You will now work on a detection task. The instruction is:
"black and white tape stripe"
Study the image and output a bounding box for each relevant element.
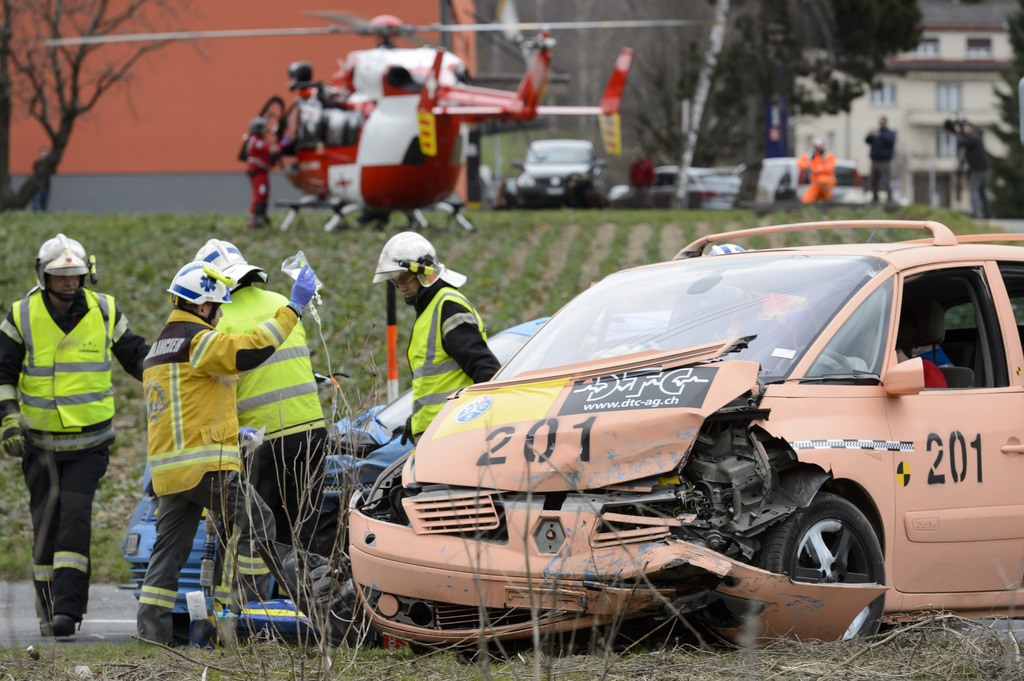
[790,439,914,453]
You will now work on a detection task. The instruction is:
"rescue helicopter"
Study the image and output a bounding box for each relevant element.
[48,9,693,231]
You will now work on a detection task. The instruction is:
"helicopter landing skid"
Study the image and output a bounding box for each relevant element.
[276,196,347,232]
[431,201,476,232]
[324,203,362,233]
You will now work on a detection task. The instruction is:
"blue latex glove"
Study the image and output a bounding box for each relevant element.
[239,426,260,442]
[289,264,318,311]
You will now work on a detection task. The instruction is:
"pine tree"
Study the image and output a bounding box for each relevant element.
[991,0,1024,217]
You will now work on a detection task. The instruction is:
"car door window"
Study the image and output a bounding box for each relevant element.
[900,267,1007,388]
[995,263,1024,360]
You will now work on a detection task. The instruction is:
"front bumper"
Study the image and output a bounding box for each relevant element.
[349,502,886,644]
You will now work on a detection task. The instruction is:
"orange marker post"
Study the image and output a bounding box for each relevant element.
[386,283,399,402]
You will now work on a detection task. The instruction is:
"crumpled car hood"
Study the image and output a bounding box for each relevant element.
[412,352,760,492]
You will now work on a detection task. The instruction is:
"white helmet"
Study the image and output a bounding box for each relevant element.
[709,243,745,255]
[372,231,466,288]
[36,233,89,290]
[193,238,267,291]
[167,261,233,306]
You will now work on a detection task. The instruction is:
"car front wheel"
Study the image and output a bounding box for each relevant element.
[757,492,885,638]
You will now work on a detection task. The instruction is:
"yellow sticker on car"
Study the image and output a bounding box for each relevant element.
[897,461,911,487]
[434,378,568,438]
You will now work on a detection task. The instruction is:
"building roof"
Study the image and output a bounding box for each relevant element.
[920,1,1014,29]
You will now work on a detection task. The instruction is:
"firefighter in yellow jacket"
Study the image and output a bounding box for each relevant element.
[137,259,319,646]
[0,233,149,638]
[373,232,500,441]
[193,239,328,553]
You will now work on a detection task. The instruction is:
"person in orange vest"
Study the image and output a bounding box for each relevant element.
[796,138,837,204]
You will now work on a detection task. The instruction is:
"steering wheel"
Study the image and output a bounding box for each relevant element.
[817,349,855,373]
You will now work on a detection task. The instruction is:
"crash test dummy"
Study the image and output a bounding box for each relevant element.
[796,138,837,204]
[137,260,318,646]
[0,233,150,638]
[192,239,328,556]
[373,232,500,442]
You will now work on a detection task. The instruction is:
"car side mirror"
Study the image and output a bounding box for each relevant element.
[513,160,524,170]
[884,356,926,396]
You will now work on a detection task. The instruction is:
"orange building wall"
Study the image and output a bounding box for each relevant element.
[10,1,461,175]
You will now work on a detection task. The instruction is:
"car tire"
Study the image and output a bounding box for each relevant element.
[756,492,885,638]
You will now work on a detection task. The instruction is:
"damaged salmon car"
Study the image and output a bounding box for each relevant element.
[348,220,1024,645]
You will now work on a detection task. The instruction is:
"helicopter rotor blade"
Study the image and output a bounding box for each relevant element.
[42,17,699,48]
[303,11,433,46]
[302,10,373,30]
[43,25,354,47]
[415,19,701,33]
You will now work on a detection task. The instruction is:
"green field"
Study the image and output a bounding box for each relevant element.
[0,204,1019,679]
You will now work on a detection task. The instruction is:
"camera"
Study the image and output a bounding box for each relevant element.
[944,117,967,133]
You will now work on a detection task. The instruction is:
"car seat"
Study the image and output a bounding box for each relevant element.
[902,298,974,388]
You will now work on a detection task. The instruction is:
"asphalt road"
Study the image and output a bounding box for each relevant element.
[991,218,1024,233]
[0,582,139,649]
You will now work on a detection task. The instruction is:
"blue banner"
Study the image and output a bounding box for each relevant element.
[765,98,789,158]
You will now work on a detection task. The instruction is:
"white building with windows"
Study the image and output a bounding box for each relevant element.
[794,0,1013,209]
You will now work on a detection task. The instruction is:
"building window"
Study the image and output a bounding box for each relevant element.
[936,83,961,112]
[870,84,896,107]
[937,130,958,158]
[967,38,992,59]
[916,39,939,58]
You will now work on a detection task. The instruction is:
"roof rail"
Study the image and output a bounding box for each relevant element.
[674,220,957,260]
[921,233,1024,245]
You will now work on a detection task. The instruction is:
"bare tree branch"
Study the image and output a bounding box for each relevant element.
[0,0,189,210]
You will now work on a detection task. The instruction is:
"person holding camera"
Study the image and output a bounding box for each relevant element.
[945,118,992,219]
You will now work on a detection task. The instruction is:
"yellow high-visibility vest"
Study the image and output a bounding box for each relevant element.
[12,289,116,432]
[409,288,487,436]
[218,287,324,437]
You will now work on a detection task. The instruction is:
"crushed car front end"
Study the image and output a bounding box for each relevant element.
[350,251,892,644]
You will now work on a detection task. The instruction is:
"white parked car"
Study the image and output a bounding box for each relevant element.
[608,165,742,209]
[756,157,864,205]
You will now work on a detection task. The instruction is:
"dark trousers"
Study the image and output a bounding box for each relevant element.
[137,470,276,645]
[23,447,109,623]
[248,426,328,553]
[870,160,892,204]
[968,170,992,219]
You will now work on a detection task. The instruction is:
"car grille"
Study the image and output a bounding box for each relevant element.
[404,489,501,535]
[434,602,536,631]
[591,511,678,548]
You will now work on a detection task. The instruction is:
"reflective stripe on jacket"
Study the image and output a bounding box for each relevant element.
[12,289,116,432]
[143,306,298,496]
[409,287,487,436]
[217,286,323,437]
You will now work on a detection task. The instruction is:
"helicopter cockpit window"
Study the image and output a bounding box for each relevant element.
[323,109,365,147]
[385,66,424,93]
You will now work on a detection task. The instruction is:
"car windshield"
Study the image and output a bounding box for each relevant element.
[499,254,887,381]
[527,144,591,164]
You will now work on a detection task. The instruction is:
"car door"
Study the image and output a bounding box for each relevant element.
[886,263,1024,594]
